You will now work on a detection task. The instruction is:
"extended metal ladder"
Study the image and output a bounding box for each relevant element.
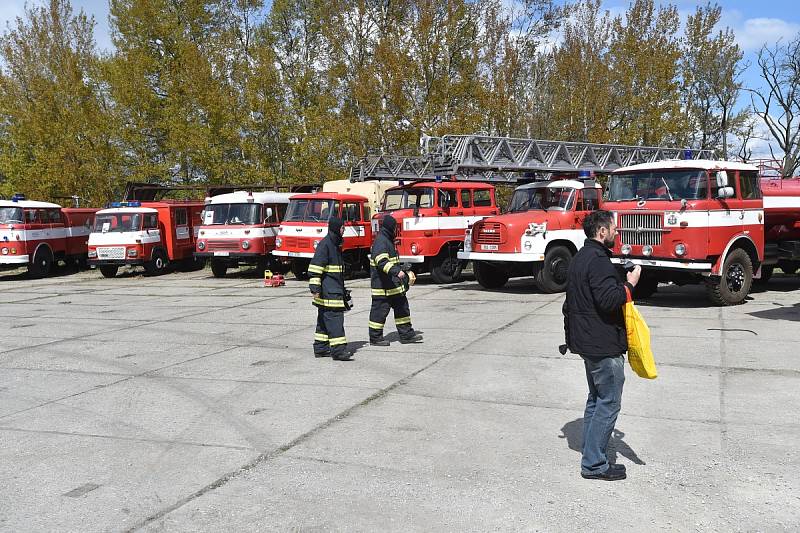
[350,134,716,182]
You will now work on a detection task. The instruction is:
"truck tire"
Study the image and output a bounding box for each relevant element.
[633,275,659,299]
[474,261,509,289]
[535,246,572,293]
[429,245,465,284]
[291,258,310,281]
[753,264,774,286]
[707,248,753,306]
[211,259,228,278]
[28,246,53,278]
[99,265,119,278]
[144,249,168,276]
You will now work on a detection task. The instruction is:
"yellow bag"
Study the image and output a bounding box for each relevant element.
[623,301,658,379]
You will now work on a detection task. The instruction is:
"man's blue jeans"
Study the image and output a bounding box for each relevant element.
[581,354,625,474]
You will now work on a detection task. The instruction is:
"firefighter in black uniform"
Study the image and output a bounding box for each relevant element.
[368,215,423,346]
[308,216,353,361]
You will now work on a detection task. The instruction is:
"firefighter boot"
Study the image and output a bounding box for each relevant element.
[399,332,423,344]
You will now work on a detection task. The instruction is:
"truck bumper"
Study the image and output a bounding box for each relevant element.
[398,255,425,263]
[89,259,145,267]
[458,251,544,262]
[0,254,30,266]
[195,252,264,263]
[611,257,712,272]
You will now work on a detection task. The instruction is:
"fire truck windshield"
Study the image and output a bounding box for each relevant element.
[382,188,434,211]
[284,199,340,222]
[606,170,708,201]
[93,213,143,233]
[508,187,575,213]
[0,207,23,224]
[204,203,262,225]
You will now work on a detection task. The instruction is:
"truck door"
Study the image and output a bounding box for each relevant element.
[173,208,190,259]
[342,201,368,249]
[436,188,461,240]
[709,170,739,258]
[737,170,764,255]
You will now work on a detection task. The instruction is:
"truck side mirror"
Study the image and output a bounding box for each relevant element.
[716,170,729,188]
[717,186,735,199]
[263,207,273,223]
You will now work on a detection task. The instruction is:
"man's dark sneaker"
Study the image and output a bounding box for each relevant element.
[399,333,423,344]
[370,339,390,347]
[581,464,626,481]
[315,351,331,358]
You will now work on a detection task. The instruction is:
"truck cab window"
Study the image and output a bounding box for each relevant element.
[175,209,188,226]
[473,189,492,207]
[460,190,471,208]
[438,190,458,209]
[739,170,762,199]
[343,203,361,222]
[583,189,600,211]
[144,213,158,229]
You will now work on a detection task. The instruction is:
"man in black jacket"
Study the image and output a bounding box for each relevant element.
[308,216,352,361]
[563,210,641,481]
[368,215,422,346]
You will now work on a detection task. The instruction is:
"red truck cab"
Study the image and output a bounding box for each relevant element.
[459,179,602,291]
[88,200,205,277]
[0,194,97,277]
[372,181,498,283]
[194,191,294,277]
[272,192,373,279]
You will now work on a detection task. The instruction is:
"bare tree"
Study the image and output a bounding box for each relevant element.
[751,36,800,177]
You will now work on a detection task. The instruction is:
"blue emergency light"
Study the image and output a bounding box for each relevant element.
[683,149,693,160]
[11,193,25,202]
[110,201,141,208]
[578,170,591,179]
[435,175,442,183]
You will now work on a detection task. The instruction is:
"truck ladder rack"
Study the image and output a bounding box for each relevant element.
[351,135,717,183]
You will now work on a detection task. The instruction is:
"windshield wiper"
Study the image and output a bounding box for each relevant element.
[660,178,674,201]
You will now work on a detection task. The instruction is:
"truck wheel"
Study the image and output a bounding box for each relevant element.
[429,246,465,284]
[753,265,774,286]
[707,248,753,306]
[145,249,168,276]
[99,265,119,278]
[535,246,572,293]
[633,275,659,299]
[211,259,228,278]
[28,246,53,278]
[474,261,509,289]
[291,259,310,281]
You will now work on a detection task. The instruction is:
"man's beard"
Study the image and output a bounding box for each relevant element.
[603,236,615,249]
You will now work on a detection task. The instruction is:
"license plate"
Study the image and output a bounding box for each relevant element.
[288,252,300,257]
[481,244,498,251]
[213,251,230,257]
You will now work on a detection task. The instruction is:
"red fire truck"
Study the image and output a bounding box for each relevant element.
[272,180,398,279]
[604,159,800,305]
[459,178,602,291]
[194,191,294,277]
[373,181,499,283]
[88,200,205,277]
[0,194,97,277]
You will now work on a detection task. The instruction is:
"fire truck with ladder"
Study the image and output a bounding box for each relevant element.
[605,159,800,305]
[0,193,97,277]
[272,180,399,279]
[354,135,714,289]
[194,191,294,278]
[88,200,205,277]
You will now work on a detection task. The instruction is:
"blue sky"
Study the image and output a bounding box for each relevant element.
[1,0,798,156]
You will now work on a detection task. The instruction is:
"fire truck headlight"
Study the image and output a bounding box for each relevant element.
[621,244,632,255]
[242,240,251,250]
[674,243,686,256]
[0,247,7,255]
[197,241,206,251]
[313,240,320,249]
[411,243,420,255]
[642,245,653,257]
[127,248,138,258]
[523,240,532,251]
[275,237,282,248]
[88,250,97,258]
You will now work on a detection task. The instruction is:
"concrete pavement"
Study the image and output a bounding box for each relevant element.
[0,264,798,531]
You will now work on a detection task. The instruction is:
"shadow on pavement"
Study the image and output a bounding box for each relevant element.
[559,418,646,466]
[748,302,800,322]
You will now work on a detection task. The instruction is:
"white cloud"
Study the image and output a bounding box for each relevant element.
[733,17,800,52]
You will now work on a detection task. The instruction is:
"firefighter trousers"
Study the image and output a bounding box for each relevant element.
[368,295,414,341]
[314,307,347,358]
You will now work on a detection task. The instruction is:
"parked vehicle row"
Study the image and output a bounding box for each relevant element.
[5,159,800,307]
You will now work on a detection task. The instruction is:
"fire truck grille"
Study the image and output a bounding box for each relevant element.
[618,213,663,246]
[206,240,237,251]
[97,247,125,259]
[284,237,311,249]
[474,222,503,244]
